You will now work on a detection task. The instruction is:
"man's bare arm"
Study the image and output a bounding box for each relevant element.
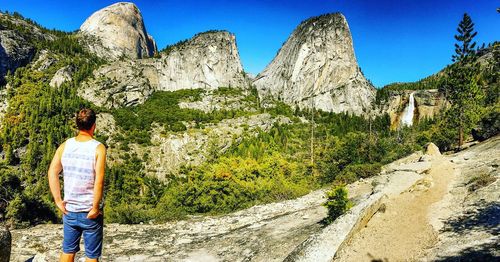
[87,144,106,219]
[48,142,67,214]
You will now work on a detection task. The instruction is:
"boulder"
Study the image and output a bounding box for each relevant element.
[426,142,441,156]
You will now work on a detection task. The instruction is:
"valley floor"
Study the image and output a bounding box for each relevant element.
[10,137,500,262]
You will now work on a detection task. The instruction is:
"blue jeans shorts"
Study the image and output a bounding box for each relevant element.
[63,211,103,259]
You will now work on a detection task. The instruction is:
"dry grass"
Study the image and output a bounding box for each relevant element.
[467,172,497,192]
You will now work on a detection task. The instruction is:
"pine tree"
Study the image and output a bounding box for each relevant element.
[452,13,477,62]
[444,13,483,148]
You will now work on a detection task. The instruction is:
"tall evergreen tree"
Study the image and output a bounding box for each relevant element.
[444,13,483,148]
[452,13,477,62]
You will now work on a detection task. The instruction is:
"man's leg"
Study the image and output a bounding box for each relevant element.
[82,214,103,261]
[85,258,98,262]
[62,212,82,262]
[60,253,76,262]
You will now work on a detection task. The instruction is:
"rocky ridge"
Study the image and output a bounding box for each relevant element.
[79,2,157,60]
[253,13,375,115]
[0,13,50,83]
[79,31,250,108]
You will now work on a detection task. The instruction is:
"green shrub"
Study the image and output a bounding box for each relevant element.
[343,163,382,179]
[323,185,352,224]
[104,203,154,224]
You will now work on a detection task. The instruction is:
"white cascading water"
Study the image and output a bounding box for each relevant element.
[400,92,415,127]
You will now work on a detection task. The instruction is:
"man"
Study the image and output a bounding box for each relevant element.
[48,108,106,262]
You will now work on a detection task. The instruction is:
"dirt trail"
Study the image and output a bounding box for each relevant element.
[335,156,456,261]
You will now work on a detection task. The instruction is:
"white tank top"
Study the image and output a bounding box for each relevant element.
[61,137,102,212]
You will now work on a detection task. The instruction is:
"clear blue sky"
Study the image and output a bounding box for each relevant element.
[1,0,499,87]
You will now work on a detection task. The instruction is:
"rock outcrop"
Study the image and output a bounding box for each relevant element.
[80,31,250,108]
[253,13,375,115]
[380,89,448,129]
[79,2,157,60]
[49,65,75,87]
[424,135,500,261]
[0,227,11,262]
[0,14,38,84]
[156,31,248,92]
[79,59,157,108]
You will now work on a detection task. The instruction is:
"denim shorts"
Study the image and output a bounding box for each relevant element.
[63,211,103,259]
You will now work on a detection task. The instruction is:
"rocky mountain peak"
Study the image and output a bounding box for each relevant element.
[254,13,375,115]
[79,2,157,59]
[156,29,248,92]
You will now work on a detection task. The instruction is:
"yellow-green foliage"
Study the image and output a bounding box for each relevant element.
[323,185,352,224]
[156,152,313,219]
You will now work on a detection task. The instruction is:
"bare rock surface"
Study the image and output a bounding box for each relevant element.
[253,13,375,115]
[79,2,157,60]
[49,65,75,87]
[31,50,57,72]
[156,31,249,92]
[423,135,500,261]
[79,59,157,108]
[333,136,499,262]
[0,16,36,83]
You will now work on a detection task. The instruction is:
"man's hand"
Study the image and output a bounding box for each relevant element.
[87,208,100,219]
[56,200,68,215]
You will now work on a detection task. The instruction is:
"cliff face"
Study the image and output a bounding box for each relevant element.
[253,13,375,115]
[0,13,51,84]
[380,89,448,129]
[80,31,250,108]
[156,31,248,92]
[79,2,157,59]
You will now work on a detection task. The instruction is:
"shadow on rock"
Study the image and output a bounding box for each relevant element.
[441,202,500,236]
[433,241,500,262]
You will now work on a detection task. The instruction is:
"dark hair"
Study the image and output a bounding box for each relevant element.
[76,108,96,131]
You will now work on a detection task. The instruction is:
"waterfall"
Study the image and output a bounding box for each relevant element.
[401,92,415,127]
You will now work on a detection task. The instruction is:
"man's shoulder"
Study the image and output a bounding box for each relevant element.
[95,142,106,153]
